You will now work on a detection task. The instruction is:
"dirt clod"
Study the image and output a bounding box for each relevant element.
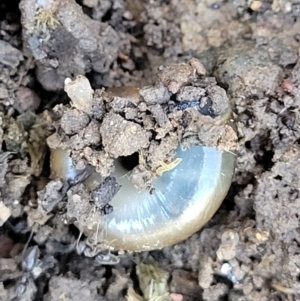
[158,63,196,94]
[216,231,239,261]
[0,40,23,68]
[139,83,170,105]
[100,112,151,158]
[60,109,90,135]
[170,269,202,300]
[202,283,228,301]
[15,87,41,113]
[91,176,120,212]
[45,276,97,301]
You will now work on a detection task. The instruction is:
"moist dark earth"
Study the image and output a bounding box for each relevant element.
[1,0,300,300]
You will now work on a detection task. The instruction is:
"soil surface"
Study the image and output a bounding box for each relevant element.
[1,0,300,300]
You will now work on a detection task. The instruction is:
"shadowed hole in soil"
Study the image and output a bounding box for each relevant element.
[130,265,144,297]
[100,6,114,23]
[128,22,147,41]
[244,141,251,150]
[219,169,257,218]
[36,276,49,300]
[246,133,275,170]
[0,0,21,21]
[149,250,168,263]
[68,224,81,240]
[213,274,234,290]
[222,185,238,211]
[255,151,274,170]
[119,152,139,171]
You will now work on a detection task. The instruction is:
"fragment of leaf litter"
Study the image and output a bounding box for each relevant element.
[127,260,170,301]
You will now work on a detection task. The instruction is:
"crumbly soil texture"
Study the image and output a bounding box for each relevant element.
[1,0,300,300]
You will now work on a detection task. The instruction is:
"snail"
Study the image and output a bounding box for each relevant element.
[50,81,237,252]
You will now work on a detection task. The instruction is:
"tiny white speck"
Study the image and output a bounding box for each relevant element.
[64,78,72,85]
[221,263,239,284]
[221,263,231,275]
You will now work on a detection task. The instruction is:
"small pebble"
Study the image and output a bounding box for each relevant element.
[0,202,11,226]
[210,3,220,10]
[0,87,8,99]
[216,231,239,261]
[170,293,183,301]
[250,1,262,11]
[15,87,41,113]
[0,40,23,68]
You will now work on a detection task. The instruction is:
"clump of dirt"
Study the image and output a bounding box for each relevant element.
[48,62,236,192]
[19,0,120,91]
[0,112,52,218]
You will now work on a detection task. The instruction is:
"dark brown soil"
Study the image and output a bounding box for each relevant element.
[1,0,300,300]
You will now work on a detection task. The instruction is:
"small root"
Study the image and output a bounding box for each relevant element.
[35,8,60,33]
[156,158,182,176]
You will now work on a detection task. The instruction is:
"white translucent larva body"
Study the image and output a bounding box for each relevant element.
[100,146,236,251]
[51,145,236,251]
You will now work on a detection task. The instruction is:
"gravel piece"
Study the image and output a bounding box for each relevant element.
[198,258,214,289]
[38,181,65,214]
[0,201,11,226]
[15,87,41,113]
[64,76,94,114]
[60,109,90,135]
[0,40,23,68]
[158,63,196,94]
[44,276,97,301]
[176,86,206,102]
[139,83,170,105]
[216,231,239,261]
[0,87,9,99]
[205,85,230,117]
